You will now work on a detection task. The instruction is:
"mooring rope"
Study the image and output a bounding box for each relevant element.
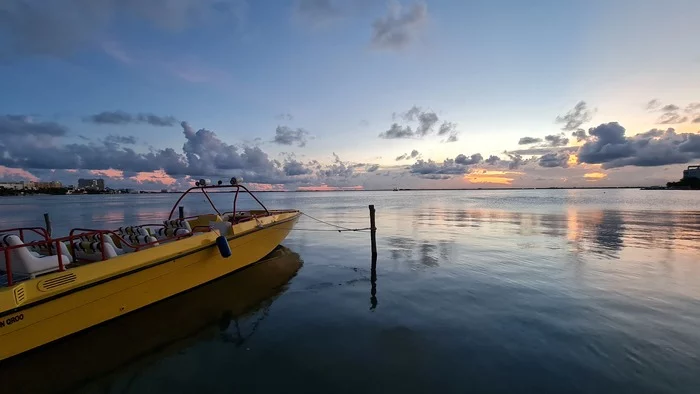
[299,212,373,233]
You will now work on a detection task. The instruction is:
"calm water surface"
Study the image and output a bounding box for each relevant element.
[1,189,700,394]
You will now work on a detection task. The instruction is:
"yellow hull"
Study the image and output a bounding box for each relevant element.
[0,211,300,362]
[0,245,303,394]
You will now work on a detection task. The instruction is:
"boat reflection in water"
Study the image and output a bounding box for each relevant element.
[0,245,303,394]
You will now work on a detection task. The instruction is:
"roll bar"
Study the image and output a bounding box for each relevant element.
[167,183,270,220]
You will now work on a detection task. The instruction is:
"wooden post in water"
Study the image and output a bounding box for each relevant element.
[369,205,378,310]
[179,206,185,220]
[369,205,377,258]
[43,213,52,237]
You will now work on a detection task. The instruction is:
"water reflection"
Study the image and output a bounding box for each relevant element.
[0,246,304,394]
[391,207,700,260]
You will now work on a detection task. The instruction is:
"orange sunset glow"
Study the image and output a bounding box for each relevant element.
[464,170,522,185]
[584,172,608,181]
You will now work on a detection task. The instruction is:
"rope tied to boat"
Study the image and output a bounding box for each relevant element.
[299,212,373,233]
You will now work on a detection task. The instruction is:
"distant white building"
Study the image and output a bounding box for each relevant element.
[683,165,700,180]
[0,181,25,190]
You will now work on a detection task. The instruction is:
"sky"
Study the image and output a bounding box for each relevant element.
[1,0,699,190]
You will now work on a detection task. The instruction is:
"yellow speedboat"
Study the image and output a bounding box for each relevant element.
[0,245,303,394]
[0,179,300,361]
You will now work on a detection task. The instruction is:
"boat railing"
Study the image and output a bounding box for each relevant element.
[1,229,109,286]
[0,227,51,243]
[0,225,203,287]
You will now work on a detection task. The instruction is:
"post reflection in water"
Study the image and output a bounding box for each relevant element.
[0,246,304,394]
[370,245,378,310]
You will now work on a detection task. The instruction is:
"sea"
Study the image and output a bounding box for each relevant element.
[1,189,699,394]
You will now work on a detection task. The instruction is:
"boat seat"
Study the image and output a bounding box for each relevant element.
[71,240,119,262]
[157,219,192,240]
[0,234,72,278]
[29,240,73,263]
[155,227,190,240]
[80,233,158,254]
[119,234,159,252]
[117,226,151,237]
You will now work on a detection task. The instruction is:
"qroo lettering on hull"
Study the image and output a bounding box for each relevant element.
[1,314,24,328]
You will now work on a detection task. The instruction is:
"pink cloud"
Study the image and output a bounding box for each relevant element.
[129,170,177,185]
[90,169,124,178]
[0,166,39,181]
[246,183,286,192]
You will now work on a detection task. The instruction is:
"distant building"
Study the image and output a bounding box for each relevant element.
[35,181,63,189]
[78,178,105,191]
[0,181,25,190]
[683,165,700,180]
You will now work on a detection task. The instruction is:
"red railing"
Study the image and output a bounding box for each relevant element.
[1,228,97,286]
[1,224,200,287]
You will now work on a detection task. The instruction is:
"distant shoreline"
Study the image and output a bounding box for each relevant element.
[2,185,696,197]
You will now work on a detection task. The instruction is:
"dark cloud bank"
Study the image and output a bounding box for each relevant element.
[2,110,699,186]
[85,111,177,127]
[0,115,363,187]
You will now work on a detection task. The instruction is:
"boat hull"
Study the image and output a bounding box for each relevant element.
[0,245,302,394]
[0,211,299,361]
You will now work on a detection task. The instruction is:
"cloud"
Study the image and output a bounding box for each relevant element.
[454,153,483,165]
[371,1,427,50]
[657,112,688,124]
[555,101,594,131]
[685,103,700,113]
[694,116,700,123]
[571,129,588,142]
[445,134,458,143]
[485,155,500,165]
[518,137,542,145]
[366,164,380,172]
[0,115,67,137]
[273,126,309,147]
[85,111,177,127]
[544,134,569,147]
[382,106,459,141]
[396,149,420,161]
[508,146,576,156]
[416,111,438,136]
[0,0,246,59]
[577,122,700,169]
[661,104,680,112]
[275,113,294,121]
[646,99,661,111]
[538,152,570,168]
[104,135,137,145]
[438,121,456,136]
[409,153,482,178]
[410,159,469,178]
[648,100,698,125]
[0,116,375,186]
[283,159,312,176]
[380,123,414,139]
[506,153,524,170]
